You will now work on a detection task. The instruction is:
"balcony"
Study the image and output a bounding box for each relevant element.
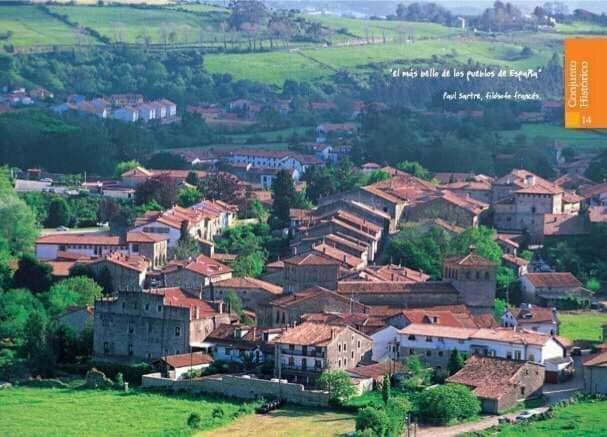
[281,348,325,358]
[283,364,324,373]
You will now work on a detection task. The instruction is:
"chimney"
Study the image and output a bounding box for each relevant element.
[331,327,337,339]
[195,306,200,320]
[468,244,476,254]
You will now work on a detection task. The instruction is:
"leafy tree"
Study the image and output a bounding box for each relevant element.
[224,290,243,315]
[46,197,72,228]
[0,288,46,339]
[145,152,189,170]
[44,276,103,316]
[447,350,466,375]
[417,384,481,425]
[203,172,240,204]
[382,374,391,405]
[12,254,53,294]
[135,174,178,209]
[96,266,114,295]
[586,278,601,293]
[177,187,202,208]
[185,171,200,186]
[318,369,356,403]
[249,199,269,223]
[232,253,265,278]
[356,407,390,436]
[402,353,430,389]
[449,226,502,264]
[187,413,201,429]
[114,160,141,179]
[271,169,297,227]
[385,227,449,278]
[0,238,13,291]
[494,297,508,320]
[396,161,434,181]
[68,263,95,279]
[0,169,38,255]
[22,311,48,360]
[365,170,391,185]
[174,238,200,261]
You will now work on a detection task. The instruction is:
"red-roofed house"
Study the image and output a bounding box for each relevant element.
[583,351,607,394]
[159,352,213,380]
[161,255,233,289]
[502,304,559,335]
[87,253,149,291]
[94,288,230,361]
[521,272,591,306]
[205,277,283,312]
[447,355,545,413]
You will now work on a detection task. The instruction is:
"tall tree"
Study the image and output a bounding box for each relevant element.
[12,254,53,294]
[46,197,72,228]
[271,170,297,227]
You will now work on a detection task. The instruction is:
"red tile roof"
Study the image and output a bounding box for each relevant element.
[162,352,213,369]
[90,253,148,273]
[37,232,123,246]
[336,281,458,295]
[523,272,582,289]
[444,252,496,267]
[214,277,283,294]
[584,351,607,368]
[156,288,218,317]
[275,322,368,346]
[510,306,556,324]
[447,355,531,400]
[347,361,403,379]
[312,243,364,269]
[163,255,232,278]
[283,252,340,266]
[46,261,76,277]
[126,232,169,243]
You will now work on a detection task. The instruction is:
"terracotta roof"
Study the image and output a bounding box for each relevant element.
[36,233,123,246]
[502,253,529,267]
[126,232,169,243]
[337,281,458,295]
[134,206,212,230]
[334,210,382,234]
[162,352,214,369]
[471,327,554,346]
[46,260,76,277]
[441,180,492,191]
[163,255,231,278]
[396,308,491,329]
[89,253,148,273]
[324,233,369,254]
[420,218,465,234]
[523,272,582,289]
[444,252,496,267]
[543,214,588,236]
[589,206,607,224]
[447,355,531,400]
[155,288,218,317]
[496,169,563,195]
[312,244,364,269]
[510,306,556,324]
[283,252,340,266]
[347,361,403,379]
[214,277,283,294]
[434,191,489,214]
[206,324,265,348]
[583,351,607,368]
[343,265,430,283]
[276,322,368,346]
[269,286,355,309]
[579,182,607,199]
[400,323,477,339]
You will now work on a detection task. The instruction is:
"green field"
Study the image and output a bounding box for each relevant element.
[304,14,463,43]
[559,312,607,342]
[0,6,86,48]
[496,400,607,436]
[500,123,607,150]
[47,5,227,44]
[554,21,607,34]
[203,406,356,437]
[0,386,257,436]
[204,37,554,85]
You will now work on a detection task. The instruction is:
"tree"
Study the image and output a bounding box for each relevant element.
[417,384,481,425]
[317,370,356,403]
[229,0,269,30]
[44,276,103,316]
[494,297,508,320]
[396,161,434,181]
[177,187,202,208]
[22,311,48,360]
[0,173,39,255]
[0,288,46,339]
[12,254,53,294]
[271,169,297,227]
[145,152,189,170]
[96,266,114,295]
[46,197,72,228]
[447,350,466,375]
[249,199,269,223]
[382,374,391,405]
[449,226,502,264]
[113,160,141,179]
[223,290,243,315]
[232,253,265,277]
[356,407,390,436]
[135,174,178,209]
[185,171,200,186]
[203,172,240,203]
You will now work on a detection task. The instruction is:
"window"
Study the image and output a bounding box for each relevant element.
[344,358,348,367]
[276,312,280,323]
[351,351,354,359]
[122,302,126,310]
[288,357,294,366]
[338,344,341,352]
[175,326,181,337]
[132,244,139,252]
[103,342,109,353]
[409,349,414,355]
[520,387,526,396]
[507,352,513,359]
[301,359,307,370]
[515,351,522,360]
[144,303,149,311]
[484,272,490,280]
[438,351,444,357]
[343,343,347,352]
[338,359,342,368]
[425,336,433,342]
[408,335,416,341]
[357,340,361,349]
[426,350,431,357]
[128,322,134,334]
[289,344,294,351]
[315,360,322,369]
[157,305,162,313]
[128,344,133,356]
[529,353,536,362]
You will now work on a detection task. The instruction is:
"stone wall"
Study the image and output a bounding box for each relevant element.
[141,373,329,407]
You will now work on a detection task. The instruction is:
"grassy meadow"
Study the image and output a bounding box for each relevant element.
[497,399,607,436]
[559,312,607,342]
[500,123,607,151]
[0,5,86,48]
[0,386,257,436]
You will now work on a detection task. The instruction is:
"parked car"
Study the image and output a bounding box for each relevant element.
[55,226,70,231]
[515,410,536,422]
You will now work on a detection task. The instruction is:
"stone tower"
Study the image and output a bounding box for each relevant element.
[443,249,497,314]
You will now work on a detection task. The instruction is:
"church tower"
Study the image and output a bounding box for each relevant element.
[443,248,496,314]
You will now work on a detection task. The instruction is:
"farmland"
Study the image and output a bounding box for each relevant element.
[202,405,357,437]
[500,123,607,151]
[0,6,87,48]
[496,399,607,436]
[0,386,257,436]
[559,312,607,342]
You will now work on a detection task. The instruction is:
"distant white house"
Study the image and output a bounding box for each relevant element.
[113,106,139,123]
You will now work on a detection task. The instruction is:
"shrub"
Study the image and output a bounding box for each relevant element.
[417,384,481,425]
[114,372,124,387]
[212,406,225,419]
[89,361,152,385]
[356,407,390,436]
[187,412,201,429]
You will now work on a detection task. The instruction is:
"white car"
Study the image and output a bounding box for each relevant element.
[55,226,70,232]
[515,410,536,422]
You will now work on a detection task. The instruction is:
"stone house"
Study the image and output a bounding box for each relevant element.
[502,304,559,335]
[406,191,490,228]
[160,255,232,290]
[56,305,94,335]
[447,355,545,414]
[204,277,283,312]
[125,232,168,269]
[257,286,368,328]
[87,253,149,291]
[206,324,284,365]
[520,272,590,306]
[283,253,341,294]
[158,352,213,380]
[440,180,493,204]
[274,322,373,387]
[93,288,230,361]
[583,351,607,394]
[443,252,497,313]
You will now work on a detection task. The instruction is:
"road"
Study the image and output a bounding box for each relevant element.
[415,408,549,437]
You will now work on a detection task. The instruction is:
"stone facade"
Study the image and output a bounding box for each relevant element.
[283,255,340,293]
[93,289,230,361]
[204,277,283,312]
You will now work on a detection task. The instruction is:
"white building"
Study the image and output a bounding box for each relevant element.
[113,106,139,123]
[502,304,559,335]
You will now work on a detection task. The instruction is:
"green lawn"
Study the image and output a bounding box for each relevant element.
[47,5,227,44]
[0,6,85,48]
[0,386,257,436]
[203,405,356,437]
[554,21,607,34]
[204,38,555,85]
[500,123,607,150]
[497,400,607,435]
[559,313,607,342]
